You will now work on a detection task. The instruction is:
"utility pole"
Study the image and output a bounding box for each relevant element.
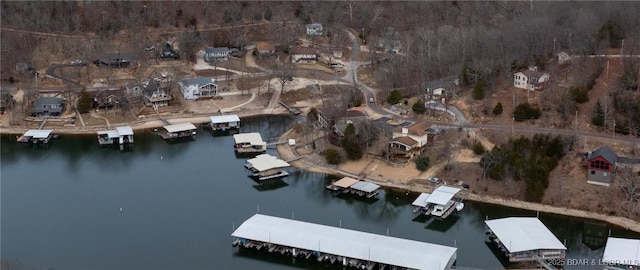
[575,110,578,137]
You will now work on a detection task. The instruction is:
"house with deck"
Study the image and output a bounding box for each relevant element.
[31,97,64,117]
[291,47,318,64]
[514,67,550,91]
[389,122,430,159]
[485,217,566,263]
[95,52,132,68]
[92,88,124,109]
[209,114,240,132]
[586,146,617,186]
[179,77,218,100]
[142,78,172,107]
[204,47,230,62]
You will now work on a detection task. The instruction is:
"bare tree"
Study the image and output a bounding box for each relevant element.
[619,166,640,217]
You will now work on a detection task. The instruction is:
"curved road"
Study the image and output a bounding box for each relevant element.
[46,62,87,89]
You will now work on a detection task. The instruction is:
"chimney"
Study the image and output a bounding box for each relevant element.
[402,127,408,136]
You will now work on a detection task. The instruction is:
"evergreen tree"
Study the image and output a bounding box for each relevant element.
[472,80,486,100]
[77,89,93,114]
[412,99,425,114]
[492,102,503,115]
[387,90,402,105]
[341,123,362,160]
[592,100,605,126]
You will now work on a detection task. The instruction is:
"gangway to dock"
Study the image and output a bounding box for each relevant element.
[38,115,49,130]
[279,102,301,115]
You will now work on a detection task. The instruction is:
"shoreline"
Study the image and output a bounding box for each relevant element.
[275,128,640,233]
[4,112,639,233]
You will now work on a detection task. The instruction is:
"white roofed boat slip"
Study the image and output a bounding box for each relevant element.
[163,123,197,133]
[485,217,566,253]
[233,132,264,145]
[602,237,640,266]
[23,129,53,139]
[350,181,380,193]
[232,214,457,270]
[426,186,461,205]
[115,126,134,136]
[246,154,290,172]
[97,130,120,138]
[210,115,240,124]
[412,193,431,208]
[332,177,359,188]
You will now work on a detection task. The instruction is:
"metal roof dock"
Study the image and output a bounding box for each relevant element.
[245,154,290,172]
[602,237,640,267]
[232,214,457,270]
[350,181,381,198]
[427,186,461,205]
[233,132,266,153]
[159,123,197,140]
[485,217,566,263]
[326,177,359,191]
[17,129,55,145]
[97,126,134,145]
[209,115,240,132]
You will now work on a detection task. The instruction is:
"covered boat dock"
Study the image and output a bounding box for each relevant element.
[158,123,197,140]
[209,114,240,132]
[232,214,457,270]
[326,177,359,192]
[485,217,566,263]
[17,129,54,144]
[97,126,134,145]
[411,192,432,214]
[245,154,290,181]
[602,237,640,269]
[233,132,266,153]
[424,186,463,218]
[325,177,381,198]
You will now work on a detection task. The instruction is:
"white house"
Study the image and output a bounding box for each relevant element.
[204,47,230,62]
[306,23,323,36]
[514,67,550,91]
[179,77,218,100]
[291,47,318,64]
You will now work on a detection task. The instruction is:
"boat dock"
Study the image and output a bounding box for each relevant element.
[412,186,464,219]
[485,217,566,265]
[158,123,197,140]
[233,132,267,153]
[326,177,381,198]
[97,126,134,146]
[17,129,55,145]
[232,214,457,270]
[209,114,240,132]
[244,154,291,181]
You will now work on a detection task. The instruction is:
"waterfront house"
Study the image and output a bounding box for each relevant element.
[255,41,276,58]
[390,122,430,159]
[31,97,64,117]
[586,146,617,186]
[179,77,218,100]
[143,78,172,107]
[485,217,566,263]
[92,88,124,109]
[95,52,132,68]
[513,66,550,91]
[204,47,230,62]
[291,47,318,64]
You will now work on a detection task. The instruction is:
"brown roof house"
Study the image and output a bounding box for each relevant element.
[291,47,318,64]
[586,146,617,186]
[389,122,430,159]
[255,41,276,58]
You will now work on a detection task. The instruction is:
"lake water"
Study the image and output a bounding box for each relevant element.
[2,115,638,270]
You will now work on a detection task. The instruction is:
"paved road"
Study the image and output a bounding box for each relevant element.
[46,62,87,89]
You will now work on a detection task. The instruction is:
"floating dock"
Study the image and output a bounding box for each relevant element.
[325,177,381,198]
[485,217,566,263]
[209,114,240,132]
[244,154,290,181]
[232,214,457,270]
[158,123,197,140]
[233,132,267,153]
[17,129,54,145]
[412,186,464,219]
[602,237,640,269]
[97,126,134,146]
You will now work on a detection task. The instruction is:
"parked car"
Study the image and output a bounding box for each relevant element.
[428,177,440,183]
[369,97,374,103]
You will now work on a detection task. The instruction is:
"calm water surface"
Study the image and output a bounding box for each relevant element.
[2,115,638,270]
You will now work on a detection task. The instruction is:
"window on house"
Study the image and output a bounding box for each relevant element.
[591,170,595,175]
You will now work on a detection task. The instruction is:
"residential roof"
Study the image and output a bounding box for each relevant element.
[180,77,216,87]
[485,217,567,253]
[516,69,548,79]
[350,181,380,193]
[291,47,317,55]
[210,115,240,124]
[393,136,418,147]
[163,123,197,133]
[232,214,457,270]
[306,23,323,28]
[205,47,230,54]
[588,146,617,164]
[233,132,264,145]
[412,192,431,208]
[115,126,134,136]
[393,122,429,136]
[34,97,64,105]
[426,186,461,205]
[332,177,359,188]
[23,129,53,139]
[602,237,640,266]
[246,154,290,172]
[256,41,275,51]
